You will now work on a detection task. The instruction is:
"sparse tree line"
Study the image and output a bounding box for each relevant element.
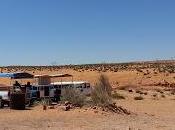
[0,61,175,74]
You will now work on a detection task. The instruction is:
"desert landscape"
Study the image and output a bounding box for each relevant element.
[1,0,175,129]
[0,61,175,130]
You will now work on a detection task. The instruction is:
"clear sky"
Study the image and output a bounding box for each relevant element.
[0,0,175,65]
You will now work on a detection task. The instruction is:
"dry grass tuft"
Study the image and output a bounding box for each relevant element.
[91,74,130,114]
[91,74,112,107]
[62,88,86,107]
[112,92,125,100]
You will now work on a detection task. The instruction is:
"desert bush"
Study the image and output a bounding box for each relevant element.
[134,96,144,100]
[98,74,112,96]
[143,92,148,95]
[161,94,166,98]
[91,74,112,106]
[152,93,158,98]
[139,91,144,95]
[90,75,130,114]
[61,88,86,107]
[34,98,51,106]
[41,98,51,106]
[136,90,142,94]
[156,89,164,94]
[136,68,143,73]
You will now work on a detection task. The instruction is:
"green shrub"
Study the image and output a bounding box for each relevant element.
[33,98,51,107]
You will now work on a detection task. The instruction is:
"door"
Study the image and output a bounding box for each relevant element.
[44,86,49,97]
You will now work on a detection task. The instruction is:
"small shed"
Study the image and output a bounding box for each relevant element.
[34,74,73,85]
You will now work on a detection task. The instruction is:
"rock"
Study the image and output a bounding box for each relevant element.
[143,92,148,95]
[128,89,133,93]
[64,101,70,106]
[65,105,71,111]
[113,102,116,106]
[48,106,55,109]
[92,106,97,109]
[61,105,71,111]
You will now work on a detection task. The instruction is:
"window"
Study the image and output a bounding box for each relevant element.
[86,83,90,88]
[83,84,86,88]
[33,86,37,91]
[76,86,82,88]
[50,86,54,89]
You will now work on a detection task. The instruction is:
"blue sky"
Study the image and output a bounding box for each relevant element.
[0,0,175,65]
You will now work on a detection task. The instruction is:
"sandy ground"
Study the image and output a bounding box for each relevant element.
[0,68,175,130]
[0,93,174,130]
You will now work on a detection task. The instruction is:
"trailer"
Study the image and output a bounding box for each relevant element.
[27,85,56,100]
[51,81,91,95]
[28,74,91,101]
[29,81,91,99]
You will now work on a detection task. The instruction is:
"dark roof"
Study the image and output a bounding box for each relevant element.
[34,74,73,78]
[0,72,34,79]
